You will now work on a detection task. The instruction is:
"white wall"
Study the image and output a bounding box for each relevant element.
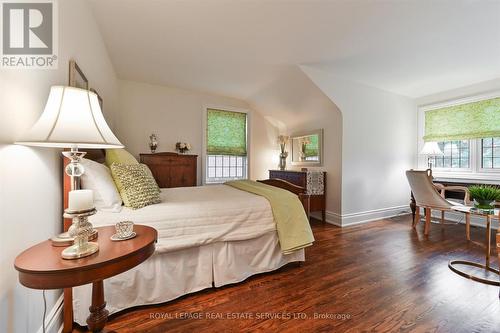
[0,1,119,332]
[245,66,343,217]
[116,80,278,183]
[302,66,417,225]
[416,77,500,106]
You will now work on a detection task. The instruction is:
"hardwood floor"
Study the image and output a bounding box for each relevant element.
[74,215,500,333]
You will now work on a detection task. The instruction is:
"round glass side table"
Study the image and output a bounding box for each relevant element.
[448,208,500,286]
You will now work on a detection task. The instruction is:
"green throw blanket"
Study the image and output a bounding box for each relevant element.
[226,180,314,254]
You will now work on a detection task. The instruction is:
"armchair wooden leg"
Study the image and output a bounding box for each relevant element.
[413,206,420,228]
[465,213,471,241]
[441,211,445,224]
[424,208,431,236]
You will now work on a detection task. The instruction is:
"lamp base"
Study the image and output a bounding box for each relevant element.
[51,229,98,247]
[61,241,99,259]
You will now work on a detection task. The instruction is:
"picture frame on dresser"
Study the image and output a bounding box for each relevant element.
[290,129,324,167]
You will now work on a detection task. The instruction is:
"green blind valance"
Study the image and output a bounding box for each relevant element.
[207,108,247,156]
[424,97,500,142]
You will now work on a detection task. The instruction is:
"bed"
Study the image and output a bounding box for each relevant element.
[62,150,312,327]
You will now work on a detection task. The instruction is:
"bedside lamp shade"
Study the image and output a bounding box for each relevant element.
[14,86,123,260]
[15,86,123,149]
[419,142,444,156]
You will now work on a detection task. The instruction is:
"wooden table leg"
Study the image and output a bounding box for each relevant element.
[63,288,73,333]
[497,213,500,298]
[466,213,471,241]
[87,281,109,332]
[486,216,491,269]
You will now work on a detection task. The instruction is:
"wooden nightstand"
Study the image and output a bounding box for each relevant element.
[14,225,157,332]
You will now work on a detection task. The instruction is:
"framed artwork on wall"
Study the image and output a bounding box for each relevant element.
[68,60,88,90]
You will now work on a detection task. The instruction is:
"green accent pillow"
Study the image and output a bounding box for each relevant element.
[110,163,161,209]
[105,149,139,167]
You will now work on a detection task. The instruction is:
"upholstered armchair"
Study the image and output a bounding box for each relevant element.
[406,169,471,237]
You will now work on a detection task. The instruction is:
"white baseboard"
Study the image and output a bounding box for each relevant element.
[36,293,64,333]
[322,205,412,227]
[319,205,496,230]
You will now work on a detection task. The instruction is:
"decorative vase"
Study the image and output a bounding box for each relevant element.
[474,199,495,210]
[149,143,157,153]
[279,152,288,171]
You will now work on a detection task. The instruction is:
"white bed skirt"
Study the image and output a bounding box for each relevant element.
[72,231,304,325]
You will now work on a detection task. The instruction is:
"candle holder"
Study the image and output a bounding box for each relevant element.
[61,207,99,259]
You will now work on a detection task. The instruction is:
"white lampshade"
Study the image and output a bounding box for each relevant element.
[420,142,444,156]
[15,86,123,149]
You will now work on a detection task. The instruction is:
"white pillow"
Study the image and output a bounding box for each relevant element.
[81,158,123,212]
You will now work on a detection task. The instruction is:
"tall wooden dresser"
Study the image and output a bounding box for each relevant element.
[140,152,197,188]
[269,170,326,222]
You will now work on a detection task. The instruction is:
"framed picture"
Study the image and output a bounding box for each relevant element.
[89,88,103,110]
[68,60,88,89]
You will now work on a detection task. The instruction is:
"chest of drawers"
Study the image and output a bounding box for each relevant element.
[140,152,197,188]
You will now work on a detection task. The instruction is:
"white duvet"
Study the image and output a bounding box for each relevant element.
[89,185,276,252]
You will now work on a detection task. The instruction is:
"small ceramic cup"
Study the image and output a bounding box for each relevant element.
[115,221,134,238]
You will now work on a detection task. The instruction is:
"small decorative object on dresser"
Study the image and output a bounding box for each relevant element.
[175,141,192,154]
[290,129,323,166]
[277,135,289,171]
[140,152,198,188]
[269,169,326,222]
[149,133,158,153]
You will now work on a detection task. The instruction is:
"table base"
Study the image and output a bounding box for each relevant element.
[448,260,500,286]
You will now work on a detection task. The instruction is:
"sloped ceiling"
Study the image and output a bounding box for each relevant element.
[88,0,500,99]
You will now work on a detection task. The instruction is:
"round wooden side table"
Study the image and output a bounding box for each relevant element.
[14,225,157,332]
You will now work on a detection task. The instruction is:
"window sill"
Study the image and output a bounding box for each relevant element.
[431,171,500,184]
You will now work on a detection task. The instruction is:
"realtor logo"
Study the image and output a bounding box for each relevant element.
[1,0,58,68]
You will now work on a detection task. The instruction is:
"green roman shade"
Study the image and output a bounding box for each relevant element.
[303,135,319,157]
[207,108,247,156]
[424,97,500,142]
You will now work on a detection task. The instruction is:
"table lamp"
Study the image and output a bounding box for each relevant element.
[420,141,444,169]
[16,86,124,259]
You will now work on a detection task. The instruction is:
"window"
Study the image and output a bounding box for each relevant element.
[420,94,500,177]
[481,137,500,169]
[205,108,248,184]
[431,140,470,169]
[206,155,247,183]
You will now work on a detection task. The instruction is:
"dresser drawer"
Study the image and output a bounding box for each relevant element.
[269,170,306,188]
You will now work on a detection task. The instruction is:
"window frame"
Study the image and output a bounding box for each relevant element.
[429,140,472,172]
[478,138,500,173]
[202,105,250,185]
[417,91,500,181]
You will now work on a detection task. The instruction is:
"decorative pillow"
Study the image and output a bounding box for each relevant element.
[110,163,161,209]
[105,149,139,167]
[80,158,123,212]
